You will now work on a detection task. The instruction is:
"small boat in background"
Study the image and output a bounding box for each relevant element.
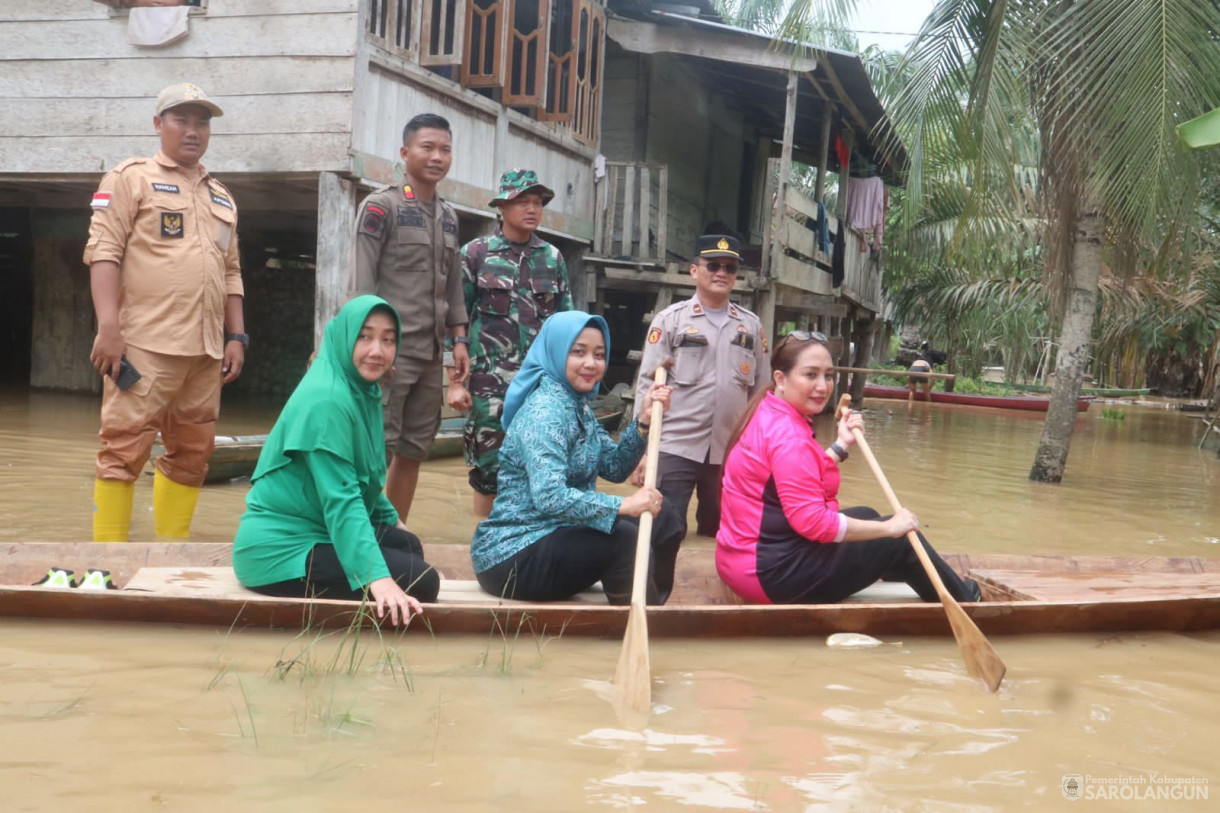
[862,384,1092,412]
[150,406,625,484]
[1010,383,1152,397]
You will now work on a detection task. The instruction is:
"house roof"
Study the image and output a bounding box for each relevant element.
[606,9,908,184]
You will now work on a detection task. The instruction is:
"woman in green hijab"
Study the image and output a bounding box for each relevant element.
[233,296,439,626]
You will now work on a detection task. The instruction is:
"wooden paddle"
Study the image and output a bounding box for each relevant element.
[614,364,668,715]
[835,394,1006,692]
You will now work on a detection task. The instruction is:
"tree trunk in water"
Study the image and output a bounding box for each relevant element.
[1029,205,1103,483]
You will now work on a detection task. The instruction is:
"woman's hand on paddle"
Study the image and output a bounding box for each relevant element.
[884,508,919,537]
[638,383,672,415]
[620,487,663,518]
[367,576,422,627]
[836,408,864,447]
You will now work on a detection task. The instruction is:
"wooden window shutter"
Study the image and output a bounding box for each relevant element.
[461,0,507,87]
[504,0,550,106]
[368,0,420,60]
[571,0,604,146]
[538,0,575,122]
[420,0,464,66]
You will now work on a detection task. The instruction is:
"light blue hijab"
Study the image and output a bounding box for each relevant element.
[501,310,610,430]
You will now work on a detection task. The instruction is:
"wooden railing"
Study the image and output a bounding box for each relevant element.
[593,161,669,264]
[770,183,883,313]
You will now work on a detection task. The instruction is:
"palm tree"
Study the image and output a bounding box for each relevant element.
[876,0,1220,482]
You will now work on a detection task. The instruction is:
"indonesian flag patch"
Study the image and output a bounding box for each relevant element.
[91,192,112,209]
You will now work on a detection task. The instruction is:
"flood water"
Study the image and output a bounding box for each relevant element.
[1,388,1217,810]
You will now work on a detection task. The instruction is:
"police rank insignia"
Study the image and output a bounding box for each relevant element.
[403,185,415,201]
[647,327,662,344]
[160,212,184,238]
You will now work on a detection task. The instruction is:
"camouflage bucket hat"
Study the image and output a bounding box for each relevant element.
[489,168,555,207]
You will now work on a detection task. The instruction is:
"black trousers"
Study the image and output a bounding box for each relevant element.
[657,452,722,539]
[248,524,441,603]
[476,501,684,606]
[758,506,981,605]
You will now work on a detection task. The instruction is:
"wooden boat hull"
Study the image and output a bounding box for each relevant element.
[154,407,625,483]
[3,543,1218,638]
[862,384,1092,412]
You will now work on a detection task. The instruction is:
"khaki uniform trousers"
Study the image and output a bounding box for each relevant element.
[96,345,221,487]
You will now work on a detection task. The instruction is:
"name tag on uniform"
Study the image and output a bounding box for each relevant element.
[152,183,180,194]
[678,334,709,348]
[161,212,184,238]
[398,206,426,229]
[210,193,233,210]
[730,332,755,350]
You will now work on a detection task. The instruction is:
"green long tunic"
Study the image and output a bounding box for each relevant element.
[233,296,401,591]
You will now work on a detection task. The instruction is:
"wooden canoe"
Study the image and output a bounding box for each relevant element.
[152,407,627,484]
[862,384,1092,413]
[2,542,1218,638]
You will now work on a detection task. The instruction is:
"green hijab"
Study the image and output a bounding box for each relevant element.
[251,295,400,484]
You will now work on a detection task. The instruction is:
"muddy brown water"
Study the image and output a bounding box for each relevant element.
[1,389,1217,810]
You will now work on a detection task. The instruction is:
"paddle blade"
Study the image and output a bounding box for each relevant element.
[614,603,651,714]
[943,600,1006,692]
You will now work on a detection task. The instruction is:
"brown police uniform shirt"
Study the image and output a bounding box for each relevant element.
[83,150,243,360]
[635,297,770,466]
[349,185,467,361]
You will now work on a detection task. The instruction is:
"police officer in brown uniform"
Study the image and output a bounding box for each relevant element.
[85,82,246,542]
[349,113,469,521]
[633,234,769,540]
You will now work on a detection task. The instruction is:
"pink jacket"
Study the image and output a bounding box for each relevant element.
[716,392,846,602]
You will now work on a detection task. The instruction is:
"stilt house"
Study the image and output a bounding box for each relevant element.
[0,0,903,398]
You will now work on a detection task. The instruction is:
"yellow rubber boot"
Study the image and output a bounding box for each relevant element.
[93,479,135,543]
[153,471,201,540]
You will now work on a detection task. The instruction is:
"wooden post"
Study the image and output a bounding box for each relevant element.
[621,164,636,257]
[813,105,833,204]
[849,317,875,406]
[639,165,651,261]
[314,171,357,350]
[837,313,854,400]
[493,108,510,189]
[760,71,799,344]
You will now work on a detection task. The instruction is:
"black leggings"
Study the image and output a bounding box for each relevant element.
[248,524,441,603]
[759,506,980,604]
[476,501,684,606]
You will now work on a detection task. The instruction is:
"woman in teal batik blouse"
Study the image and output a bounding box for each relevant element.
[470,311,685,605]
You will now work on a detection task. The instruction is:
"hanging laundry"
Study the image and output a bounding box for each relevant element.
[128,5,190,46]
[846,175,886,251]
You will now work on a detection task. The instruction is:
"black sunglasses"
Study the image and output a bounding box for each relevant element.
[699,260,740,274]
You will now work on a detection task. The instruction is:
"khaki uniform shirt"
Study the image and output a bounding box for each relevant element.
[349,185,467,361]
[83,151,243,360]
[635,297,770,465]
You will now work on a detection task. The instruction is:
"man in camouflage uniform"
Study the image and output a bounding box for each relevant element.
[447,169,573,517]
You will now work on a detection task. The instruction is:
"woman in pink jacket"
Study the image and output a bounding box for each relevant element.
[716,331,981,604]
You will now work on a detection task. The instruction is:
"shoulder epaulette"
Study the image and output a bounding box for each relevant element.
[110,157,149,174]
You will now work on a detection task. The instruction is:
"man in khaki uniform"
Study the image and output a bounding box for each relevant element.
[633,234,769,541]
[349,113,469,520]
[85,82,246,542]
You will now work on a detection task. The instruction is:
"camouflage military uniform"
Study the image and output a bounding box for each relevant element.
[461,228,573,492]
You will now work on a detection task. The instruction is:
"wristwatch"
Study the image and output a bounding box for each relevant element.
[452,336,471,345]
[226,332,250,349]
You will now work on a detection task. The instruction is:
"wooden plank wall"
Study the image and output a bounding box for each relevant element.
[0,0,360,174]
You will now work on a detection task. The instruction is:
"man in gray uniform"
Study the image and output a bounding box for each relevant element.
[633,234,769,540]
[350,113,469,521]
